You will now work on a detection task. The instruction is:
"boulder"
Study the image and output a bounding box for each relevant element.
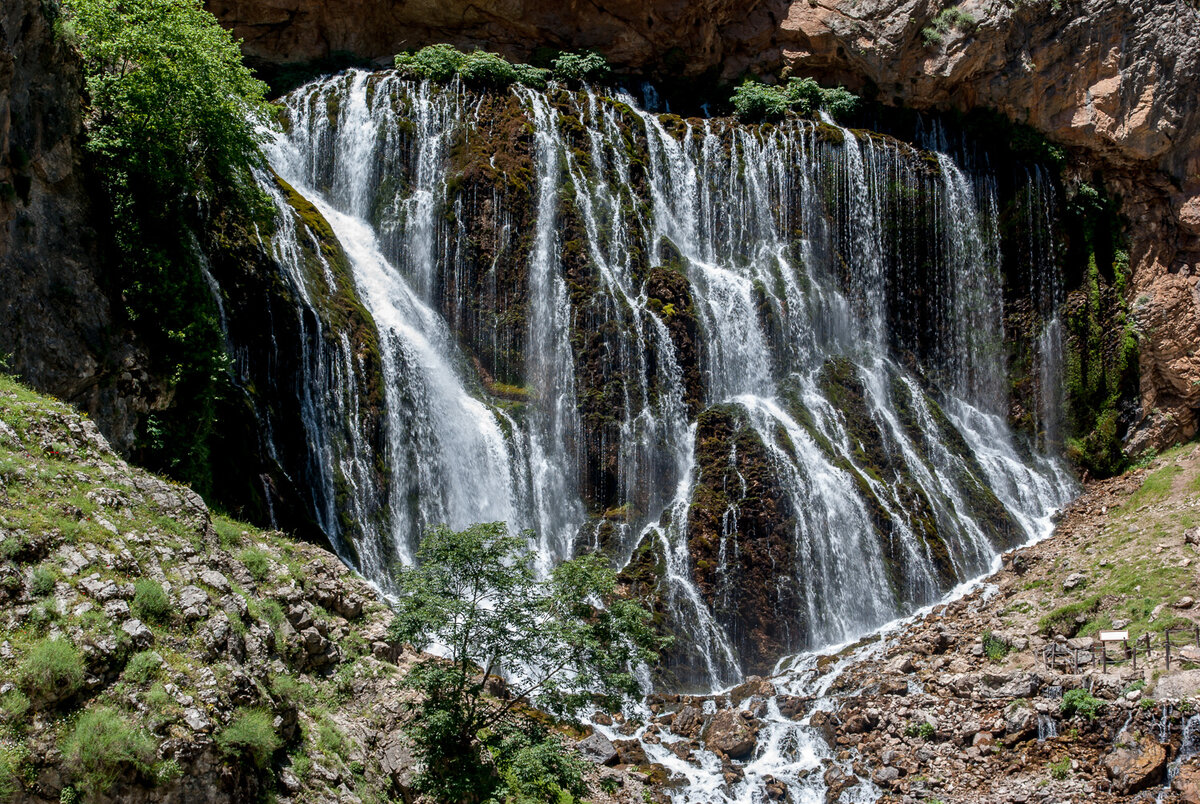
[612,738,647,766]
[703,709,757,759]
[1174,761,1200,804]
[1103,731,1168,794]
[670,704,705,738]
[120,618,153,648]
[576,732,617,765]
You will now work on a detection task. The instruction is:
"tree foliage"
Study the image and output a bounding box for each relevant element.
[731,77,860,123]
[62,0,270,208]
[59,0,273,489]
[389,522,666,802]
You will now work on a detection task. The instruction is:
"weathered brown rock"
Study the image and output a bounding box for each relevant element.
[703,709,758,759]
[1175,761,1200,804]
[1103,731,1168,794]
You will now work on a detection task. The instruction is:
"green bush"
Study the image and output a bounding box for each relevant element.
[394,43,467,81]
[1048,755,1071,780]
[18,638,84,704]
[982,631,1010,662]
[819,86,859,121]
[0,690,30,727]
[458,51,519,87]
[922,6,977,46]
[732,78,859,123]
[131,579,170,623]
[238,547,271,583]
[124,651,162,684]
[395,44,550,88]
[216,709,280,770]
[61,708,156,796]
[551,51,611,84]
[497,735,587,802]
[30,565,58,597]
[1060,688,1105,720]
[732,81,791,122]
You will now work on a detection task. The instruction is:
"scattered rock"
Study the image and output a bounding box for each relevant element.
[703,709,757,760]
[1104,732,1168,794]
[576,732,618,766]
[1063,572,1087,591]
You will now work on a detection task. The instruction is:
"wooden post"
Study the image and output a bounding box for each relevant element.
[1103,643,1108,673]
[1130,638,1136,671]
[1166,630,1171,671]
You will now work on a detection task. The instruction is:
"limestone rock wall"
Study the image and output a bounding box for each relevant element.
[0,0,166,452]
[208,0,1200,449]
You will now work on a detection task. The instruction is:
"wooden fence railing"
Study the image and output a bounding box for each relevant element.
[1037,627,1200,673]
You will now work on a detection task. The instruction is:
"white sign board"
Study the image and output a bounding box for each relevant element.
[1099,630,1129,642]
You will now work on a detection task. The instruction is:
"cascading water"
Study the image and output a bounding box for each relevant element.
[254,69,1076,701]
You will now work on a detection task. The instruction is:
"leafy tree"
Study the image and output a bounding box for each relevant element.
[389,522,665,802]
[732,80,791,122]
[58,0,272,489]
[62,0,270,210]
[394,43,468,81]
[732,76,860,123]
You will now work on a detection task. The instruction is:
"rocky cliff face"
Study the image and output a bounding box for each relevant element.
[0,0,167,453]
[208,0,1200,451]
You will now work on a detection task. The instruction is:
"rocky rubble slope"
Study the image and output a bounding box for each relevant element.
[622,441,1200,803]
[0,376,652,804]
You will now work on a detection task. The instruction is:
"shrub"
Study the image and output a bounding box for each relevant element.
[30,565,58,597]
[785,77,823,115]
[982,631,1010,662]
[458,50,519,87]
[0,744,24,801]
[1060,688,1105,720]
[0,690,30,727]
[61,708,156,796]
[551,50,611,84]
[922,6,977,46]
[124,651,162,684]
[904,720,936,739]
[18,638,84,704]
[238,547,271,583]
[513,63,552,90]
[732,81,791,122]
[394,44,467,81]
[733,78,860,123]
[1049,755,1071,780]
[216,709,280,770]
[131,579,169,623]
[819,86,859,121]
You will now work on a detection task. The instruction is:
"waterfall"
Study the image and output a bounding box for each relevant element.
[253,70,1076,690]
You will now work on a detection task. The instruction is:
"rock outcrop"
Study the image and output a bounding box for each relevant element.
[208,0,1200,449]
[0,375,651,804]
[0,0,166,452]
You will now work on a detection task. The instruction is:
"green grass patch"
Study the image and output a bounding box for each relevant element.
[61,708,157,796]
[238,547,272,583]
[1124,464,1183,511]
[123,651,162,684]
[18,638,84,705]
[131,579,170,624]
[216,709,280,770]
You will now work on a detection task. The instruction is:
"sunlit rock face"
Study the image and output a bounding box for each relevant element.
[207,0,1200,447]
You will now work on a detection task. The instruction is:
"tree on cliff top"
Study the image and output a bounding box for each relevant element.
[389,522,666,802]
[56,0,273,489]
[60,0,270,210]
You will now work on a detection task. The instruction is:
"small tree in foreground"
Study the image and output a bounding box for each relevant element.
[389,522,665,802]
